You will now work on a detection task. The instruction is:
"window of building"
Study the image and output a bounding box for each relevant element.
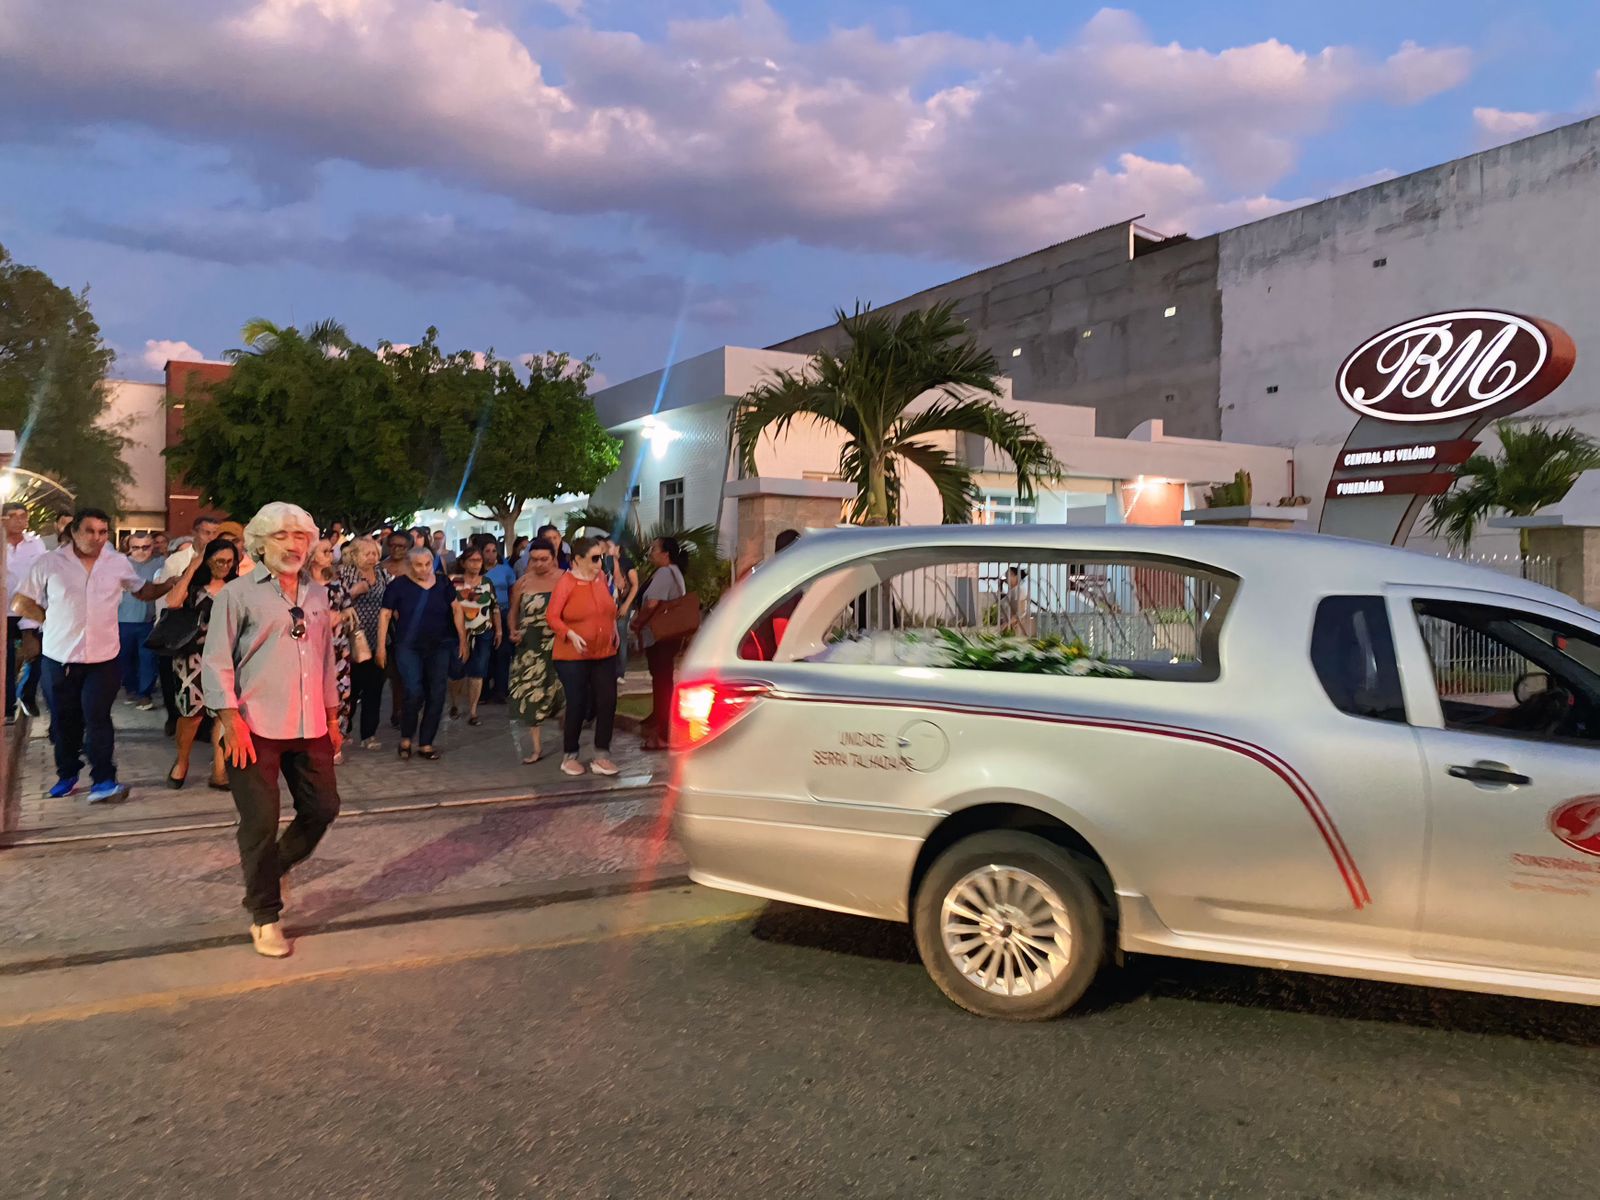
[660,478,685,530]
[1310,597,1406,722]
[1081,329,1093,339]
[972,492,1037,526]
[1372,257,1388,268]
[1265,385,1279,394]
[1413,600,1600,745]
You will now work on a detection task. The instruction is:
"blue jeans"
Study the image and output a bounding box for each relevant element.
[42,657,121,785]
[396,641,450,746]
[118,621,158,699]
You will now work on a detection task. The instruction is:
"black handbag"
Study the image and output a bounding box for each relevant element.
[145,607,204,657]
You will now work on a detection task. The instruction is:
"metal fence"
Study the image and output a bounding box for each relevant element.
[1412,551,1554,698]
[1418,549,1557,589]
[830,558,1225,665]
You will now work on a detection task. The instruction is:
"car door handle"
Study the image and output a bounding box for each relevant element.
[1447,762,1531,787]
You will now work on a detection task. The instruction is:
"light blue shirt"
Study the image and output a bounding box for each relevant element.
[118,555,164,623]
[486,563,516,618]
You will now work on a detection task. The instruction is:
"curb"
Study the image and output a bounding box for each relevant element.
[0,867,694,977]
[1,775,664,849]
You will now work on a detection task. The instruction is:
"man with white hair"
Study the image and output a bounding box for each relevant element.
[202,501,342,958]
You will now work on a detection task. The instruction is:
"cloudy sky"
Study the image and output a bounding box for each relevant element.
[2,0,1596,386]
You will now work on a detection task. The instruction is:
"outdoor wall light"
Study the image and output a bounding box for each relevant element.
[1011,347,1022,357]
[1164,306,1177,318]
[640,415,681,460]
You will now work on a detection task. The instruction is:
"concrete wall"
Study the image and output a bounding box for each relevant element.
[1217,115,1600,549]
[100,379,166,527]
[771,222,1223,441]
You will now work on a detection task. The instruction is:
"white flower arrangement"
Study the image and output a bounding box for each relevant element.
[818,628,1133,678]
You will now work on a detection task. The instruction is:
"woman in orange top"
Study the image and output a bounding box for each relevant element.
[546,536,620,777]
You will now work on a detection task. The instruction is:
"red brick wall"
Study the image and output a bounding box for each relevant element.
[163,360,234,534]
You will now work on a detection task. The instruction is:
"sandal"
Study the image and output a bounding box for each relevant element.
[398,744,412,762]
[521,752,543,765]
[468,715,481,727]
[417,748,441,761]
[208,776,230,790]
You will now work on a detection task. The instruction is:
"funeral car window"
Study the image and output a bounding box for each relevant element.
[1413,599,1600,746]
[1309,596,1406,723]
[741,550,1234,681]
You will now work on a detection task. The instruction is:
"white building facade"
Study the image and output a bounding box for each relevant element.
[1217,115,1600,553]
[587,347,1296,570]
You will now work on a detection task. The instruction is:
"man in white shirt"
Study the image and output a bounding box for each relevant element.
[4,501,47,721]
[13,508,176,803]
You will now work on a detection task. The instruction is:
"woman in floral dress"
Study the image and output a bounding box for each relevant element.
[312,539,355,762]
[165,537,238,789]
[508,539,563,763]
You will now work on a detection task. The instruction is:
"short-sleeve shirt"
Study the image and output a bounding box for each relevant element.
[486,563,517,615]
[452,574,496,636]
[19,546,145,664]
[382,575,458,649]
[341,565,389,646]
[118,556,164,623]
[5,533,48,630]
[640,564,686,649]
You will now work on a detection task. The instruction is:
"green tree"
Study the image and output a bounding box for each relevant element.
[170,318,429,530]
[735,302,1059,525]
[0,243,129,512]
[437,350,621,547]
[1426,421,1600,554]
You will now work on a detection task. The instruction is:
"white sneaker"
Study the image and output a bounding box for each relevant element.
[250,922,291,958]
[560,758,586,776]
[590,757,620,777]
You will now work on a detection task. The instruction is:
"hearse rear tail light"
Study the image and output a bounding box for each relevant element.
[671,680,770,750]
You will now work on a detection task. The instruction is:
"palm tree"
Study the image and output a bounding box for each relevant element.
[232,317,352,359]
[565,504,733,605]
[1427,422,1600,553]
[735,302,1060,525]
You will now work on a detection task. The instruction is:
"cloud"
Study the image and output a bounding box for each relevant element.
[0,0,1475,259]
[142,338,206,370]
[1473,106,1561,146]
[65,209,754,322]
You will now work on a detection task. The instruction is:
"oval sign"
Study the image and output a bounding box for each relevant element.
[1549,796,1600,857]
[1336,310,1576,424]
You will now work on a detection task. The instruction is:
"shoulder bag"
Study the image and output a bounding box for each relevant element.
[145,606,204,657]
[641,566,701,643]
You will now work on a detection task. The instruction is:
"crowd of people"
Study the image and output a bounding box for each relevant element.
[6,500,726,958]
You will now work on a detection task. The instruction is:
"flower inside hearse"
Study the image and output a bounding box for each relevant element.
[817,628,1134,677]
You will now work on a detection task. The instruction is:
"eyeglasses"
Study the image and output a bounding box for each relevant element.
[587,554,604,562]
[288,606,306,640]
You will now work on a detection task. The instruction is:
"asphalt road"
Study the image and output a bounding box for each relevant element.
[3,894,1598,1200]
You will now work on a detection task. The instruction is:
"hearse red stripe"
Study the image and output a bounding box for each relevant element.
[776,693,1371,911]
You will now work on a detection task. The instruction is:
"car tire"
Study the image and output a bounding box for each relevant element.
[912,831,1107,1021]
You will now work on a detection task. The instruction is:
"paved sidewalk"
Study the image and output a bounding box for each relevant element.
[8,676,662,842]
[0,787,685,972]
